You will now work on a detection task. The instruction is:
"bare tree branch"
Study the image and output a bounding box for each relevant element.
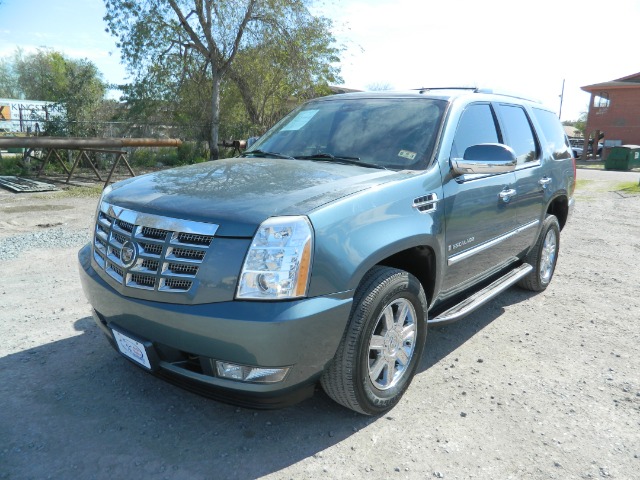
[166,0,209,58]
[221,0,257,74]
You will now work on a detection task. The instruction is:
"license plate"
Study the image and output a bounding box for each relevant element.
[112,329,152,370]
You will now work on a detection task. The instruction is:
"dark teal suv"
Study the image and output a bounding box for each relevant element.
[79,88,575,414]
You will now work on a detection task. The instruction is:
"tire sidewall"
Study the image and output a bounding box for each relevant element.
[353,271,427,414]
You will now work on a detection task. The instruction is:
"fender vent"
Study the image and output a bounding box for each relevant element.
[413,193,438,213]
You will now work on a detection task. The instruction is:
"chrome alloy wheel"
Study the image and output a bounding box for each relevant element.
[540,228,557,283]
[368,298,417,390]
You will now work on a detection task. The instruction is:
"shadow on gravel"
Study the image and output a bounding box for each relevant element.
[0,288,535,479]
[0,317,370,479]
[420,287,536,373]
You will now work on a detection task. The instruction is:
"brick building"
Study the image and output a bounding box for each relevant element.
[580,72,640,158]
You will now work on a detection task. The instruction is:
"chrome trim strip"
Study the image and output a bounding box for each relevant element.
[448,219,539,266]
[100,201,219,236]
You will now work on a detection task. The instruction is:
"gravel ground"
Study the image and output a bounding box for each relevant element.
[1,170,639,479]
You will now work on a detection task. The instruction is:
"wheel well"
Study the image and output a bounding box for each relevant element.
[378,246,436,305]
[547,196,569,230]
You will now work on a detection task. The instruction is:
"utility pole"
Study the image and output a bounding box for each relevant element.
[558,79,565,120]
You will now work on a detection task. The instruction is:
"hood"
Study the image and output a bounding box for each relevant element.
[104,157,403,237]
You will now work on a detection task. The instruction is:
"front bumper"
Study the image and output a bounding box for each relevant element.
[78,244,353,408]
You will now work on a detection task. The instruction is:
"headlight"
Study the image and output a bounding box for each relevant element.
[236,216,313,300]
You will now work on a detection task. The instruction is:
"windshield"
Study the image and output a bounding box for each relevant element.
[247,97,446,170]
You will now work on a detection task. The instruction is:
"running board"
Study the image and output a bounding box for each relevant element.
[429,263,533,325]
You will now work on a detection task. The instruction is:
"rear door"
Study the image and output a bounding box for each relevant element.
[494,103,544,250]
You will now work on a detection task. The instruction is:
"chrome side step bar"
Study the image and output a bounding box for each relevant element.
[429,263,533,325]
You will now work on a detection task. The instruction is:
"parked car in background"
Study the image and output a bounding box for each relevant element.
[570,137,603,158]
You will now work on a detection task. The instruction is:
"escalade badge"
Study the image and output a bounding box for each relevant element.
[120,240,138,268]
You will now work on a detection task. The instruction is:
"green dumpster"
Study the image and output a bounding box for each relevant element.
[605,145,640,171]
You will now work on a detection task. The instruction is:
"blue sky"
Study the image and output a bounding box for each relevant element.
[0,0,127,87]
[2,0,640,121]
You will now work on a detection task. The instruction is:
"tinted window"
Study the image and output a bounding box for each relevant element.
[496,104,538,165]
[451,104,499,159]
[250,98,446,170]
[531,107,572,160]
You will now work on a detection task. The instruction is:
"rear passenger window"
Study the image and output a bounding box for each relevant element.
[451,104,499,159]
[496,104,538,165]
[531,107,572,160]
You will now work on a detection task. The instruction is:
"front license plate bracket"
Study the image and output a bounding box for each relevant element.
[111,326,159,371]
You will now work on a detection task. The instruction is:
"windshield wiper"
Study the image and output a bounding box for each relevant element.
[295,153,387,170]
[242,149,295,159]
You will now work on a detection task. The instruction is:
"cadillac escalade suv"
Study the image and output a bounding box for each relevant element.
[79,88,575,415]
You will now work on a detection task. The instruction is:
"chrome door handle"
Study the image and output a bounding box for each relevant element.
[539,177,552,189]
[499,188,517,203]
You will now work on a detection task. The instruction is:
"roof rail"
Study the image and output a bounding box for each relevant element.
[414,86,541,103]
[414,87,477,94]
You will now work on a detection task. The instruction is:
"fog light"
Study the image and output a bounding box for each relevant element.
[215,361,289,383]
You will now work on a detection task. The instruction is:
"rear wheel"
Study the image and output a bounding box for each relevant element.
[320,266,428,415]
[519,214,560,292]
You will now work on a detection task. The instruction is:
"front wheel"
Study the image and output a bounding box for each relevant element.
[320,266,428,415]
[519,214,560,292]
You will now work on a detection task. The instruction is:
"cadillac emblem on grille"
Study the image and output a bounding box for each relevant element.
[120,240,138,268]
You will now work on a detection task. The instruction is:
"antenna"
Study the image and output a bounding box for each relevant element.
[558,79,565,119]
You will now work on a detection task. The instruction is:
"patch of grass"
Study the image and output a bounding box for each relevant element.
[0,156,30,176]
[616,181,640,194]
[575,160,605,170]
[575,179,593,190]
[35,184,104,199]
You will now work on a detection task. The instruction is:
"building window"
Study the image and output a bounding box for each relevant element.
[594,92,610,108]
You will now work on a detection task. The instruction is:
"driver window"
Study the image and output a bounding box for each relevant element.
[451,104,500,159]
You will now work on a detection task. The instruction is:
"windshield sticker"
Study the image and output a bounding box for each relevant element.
[281,110,319,131]
[398,150,417,161]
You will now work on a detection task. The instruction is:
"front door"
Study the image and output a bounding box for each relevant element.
[440,103,520,292]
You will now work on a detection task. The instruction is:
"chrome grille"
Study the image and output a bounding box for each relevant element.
[113,232,128,245]
[141,226,169,240]
[177,232,213,246]
[140,242,163,256]
[92,202,218,294]
[168,263,199,276]
[141,259,159,271]
[171,247,206,261]
[116,219,134,232]
[162,278,192,291]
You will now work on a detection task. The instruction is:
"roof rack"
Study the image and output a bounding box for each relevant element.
[414,86,541,103]
[414,87,477,93]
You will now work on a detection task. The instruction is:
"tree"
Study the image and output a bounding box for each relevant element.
[0,55,21,99]
[0,48,107,136]
[226,13,340,132]
[104,0,341,159]
[574,111,587,137]
[366,82,394,92]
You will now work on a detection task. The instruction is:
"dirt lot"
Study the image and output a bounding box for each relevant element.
[1,169,639,479]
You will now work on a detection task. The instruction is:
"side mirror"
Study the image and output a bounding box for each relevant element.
[452,143,517,176]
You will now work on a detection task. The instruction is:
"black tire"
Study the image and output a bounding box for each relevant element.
[518,214,560,292]
[320,266,428,415]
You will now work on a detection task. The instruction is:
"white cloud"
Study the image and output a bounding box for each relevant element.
[313,0,640,120]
